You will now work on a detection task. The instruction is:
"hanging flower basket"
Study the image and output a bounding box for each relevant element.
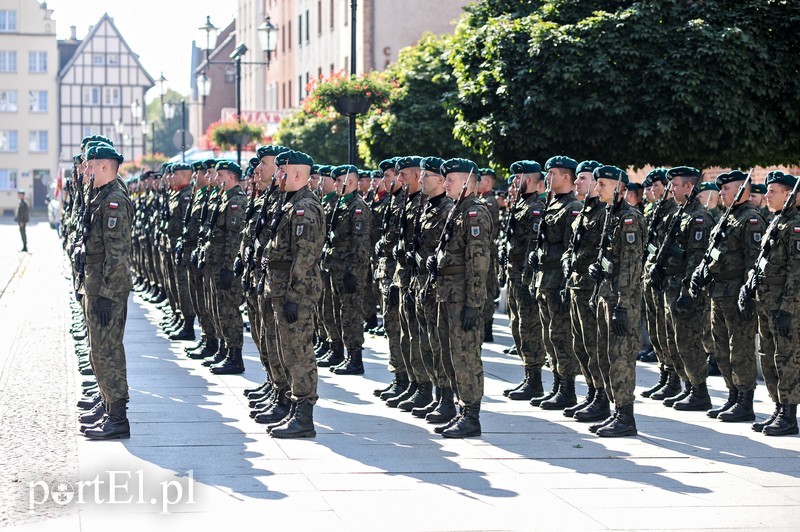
[304,71,394,116]
[333,95,372,115]
[207,119,266,151]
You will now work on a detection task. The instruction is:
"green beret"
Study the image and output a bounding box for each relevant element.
[626,182,643,192]
[191,160,205,171]
[72,153,83,164]
[84,140,112,151]
[81,135,113,149]
[140,171,154,180]
[765,171,797,188]
[371,169,382,179]
[172,162,192,172]
[593,165,629,184]
[441,158,479,177]
[480,168,497,179]
[311,164,321,174]
[379,158,399,174]
[509,160,541,175]
[358,170,371,180]
[751,183,767,194]
[161,162,172,172]
[215,160,243,178]
[248,157,260,169]
[85,145,124,163]
[421,157,445,174]
[332,165,358,179]
[699,181,720,192]
[395,156,423,171]
[202,159,217,170]
[318,165,333,178]
[714,170,747,188]
[257,144,289,159]
[576,160,602,176]
[644,168,669,187]
[545,155,578,171]
[275,150,314,167]
[667,166,701,180]
[244,166,254,178]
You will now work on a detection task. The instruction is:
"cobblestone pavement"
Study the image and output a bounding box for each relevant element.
[2,217,800,531]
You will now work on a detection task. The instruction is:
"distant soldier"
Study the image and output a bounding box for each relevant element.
[478,168,501,342]
[15,189,29,252]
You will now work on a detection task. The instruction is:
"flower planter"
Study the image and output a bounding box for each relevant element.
[333,95,372,115]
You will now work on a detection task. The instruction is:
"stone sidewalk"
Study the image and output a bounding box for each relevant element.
[3,222,800,531]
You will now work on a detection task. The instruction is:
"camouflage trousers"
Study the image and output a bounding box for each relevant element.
[644,284,672,369]
[330,269,365,351]
[245,292,267,370]
[596,295,640,407]
[757,302,800,405]
[663,288,708,386]
[414,276,448,387]
[483,258,499,325]
[173,260,195,320]
[164,244,180,313]
[437,301,484,405]
[320,272,341,342]
[208,270,244,349]
[570,287,604,390]
[711,296,758,392]
[189,262,215,337]
[399,286,426,383]
[260,295,289,391]
[272,296,318,404]
[379,276,404,375]
[85,293,129,403]
[363,267,380,320]
[537,288,581,378]
[507,276,545,369]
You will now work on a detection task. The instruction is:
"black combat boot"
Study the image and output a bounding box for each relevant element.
[380,373,410,401]
[317,340,345,368]
[442,403,481,438]
[386,381,418,408]
[314,340,331,359]
[427,387,457,424]
[266,401,297,431]
[574,388,611,422]
[79,401,106,425]
[211,347,245,375]
[663,381,692,407]
[254,392,291,425]
[530,372,561,407]
[673,381,712,411]
[170,317,196,341]
[650,370,682,400]
[539,375,578,410]
[363,314,378,332]
[398,381,433,412]
[77,392,102,410]
[250,387,277,411]
[509,368,544,401]
[187,337,218,359]
[707,388,738,418]
[433,407,462,434]
[763,404,798,436]
[718,389,755,422]
[596,403,637,438]
[84,399,130,440]
[753,403,781,432]
[333,348,365,375]
[641,366,668,398]
[412,386,440,418]
[564,384,595,418]
[589,411,617,433]
[185,335,206,355]
[503,370,529,397]
[270,399,316,439]
[246,380,272,399]
[202,342,227,367]
[484,321,494,343]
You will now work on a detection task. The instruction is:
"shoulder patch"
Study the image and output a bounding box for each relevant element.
[355,208,363,215]
[296,209,305,216]
[749,218,759,224]
[468,211,478,218]
[695,217,704,224]
[231,204,239,210]
[571,210,580,216]
[794,227,800,233]
[108,202,119,210]
[623,218,634,225]
[470,226,481,238]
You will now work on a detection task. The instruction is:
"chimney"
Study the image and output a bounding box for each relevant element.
[70,25,77,40]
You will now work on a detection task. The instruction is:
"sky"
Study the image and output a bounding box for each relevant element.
[44,0,237,100]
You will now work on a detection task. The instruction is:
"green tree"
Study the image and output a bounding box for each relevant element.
[274,111,359,166]
[145,89,189,157]
[448,0,800,169]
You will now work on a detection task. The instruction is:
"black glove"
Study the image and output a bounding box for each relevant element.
[94,296,113,327]
[460,305,480,331]
[737,284,755,321]
[611,305,628,336]
[403,291,416,320]
[425,255,437,274]
[527,250,539,272]
[561,256,572,280]
[648,265,663,289]
[217,268,234,290]
[773,309,792,338]
[374,238,386,257]
[388,285,400,308]
[405,252,416,269]
[343,272,358,293]
[233,255,244,277]
[588,262,604,284]
[283,299,298,324]
[392,245,403,262]
[674,294,692,314]
[689,264,710,298]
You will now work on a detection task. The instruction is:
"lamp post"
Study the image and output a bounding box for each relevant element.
[230,43,247,165]
[348,0,357,165]
[164,99,188,162]
[141,120,148,160]
[157,72,168,110]
[130,98,142,160]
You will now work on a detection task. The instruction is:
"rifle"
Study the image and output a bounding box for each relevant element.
[240,174,278,292]
[407,193,427,276]
[560,186,595,304]
[321,171,352,272]
[646,184,701,291]
[644,181,673,261]
[173,178,200,267]
[588,172,624,312]
[73,173,95,298]
[233,178,260,276]
[365,176,379,206]
[497,180,523,288]
[420,177,470,304]
[256,173,288,295]
[689,170,753,297]
[524,174,554,290]
[195,187,224,270]
[375,180,398,256]
[392,184,412,261]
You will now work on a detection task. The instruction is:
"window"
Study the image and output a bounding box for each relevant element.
[318,1,322,34]
[0,90,17,111]
[83,86,101,106]
[306,9,310,42]
[305,72,310,96]
[224,66,235,83]
[28,91,47,112]
[0,130,18,152]
[83,126,94,138]
[330,0,334,29]
[92,54,105,65]
[0,169,18,189]
[29,51,47,73]
[0,10,16,32]
[29,131,48,152]
[288,80,292,107]
[281,82,286,109]
[298,75,303,102]
[288,21,291,50]
[103,87,120,105]
[0,51,17,72]
[298,15,302,46]
[344,0,349,26]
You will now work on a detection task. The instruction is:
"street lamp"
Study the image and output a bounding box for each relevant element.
[198,15,219,63]
[230,43,248,165]
[130,99,142,160]
[164,101,176,121]
[198,73,211,101]
[141,120,148,159]
[157,72,168,110]
[348,0,357,165]
[257,16,278,66]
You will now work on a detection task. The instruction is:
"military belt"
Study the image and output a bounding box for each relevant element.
[712,269,745,282]
[85,253,105,264]
[438,265,465,275]
[268,261,291,271]
[761,275,786,285]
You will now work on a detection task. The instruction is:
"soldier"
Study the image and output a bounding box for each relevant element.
[164,163,197,340]
[649,166,714,411]
[263,150,325,438]
[529,156,583,410]
[689,170,765,422]
[15,189,29,252]
[316,166,345,367]
[741,171,799,436]
[587,165,646,437]
[478,168,501,342]
[501,161,547,401]
[624,182,645,213]
[749,182,769,219]
[79,144,133,440]
[325,164,371,375]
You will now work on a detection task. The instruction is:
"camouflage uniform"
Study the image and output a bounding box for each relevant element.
[185,187,216,340]
[166,184,195,323]
[375,188,406,376]
[319,192,342,347]
[480,190,501,328]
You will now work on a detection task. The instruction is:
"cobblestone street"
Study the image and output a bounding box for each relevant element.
[2,217,800,531]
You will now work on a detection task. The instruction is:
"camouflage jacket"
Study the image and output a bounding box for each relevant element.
[166,184,194,240]
[375,187,404,281]
[435,194,492,308]
[661,197,714,296]
[204,185,247,270]
[325,191,371,273]
[535,191,582,290]
[754,206,800,314]
[480,190,501,254]
[185,187,210,249]
[504,193,545,282]
[644,198,679,268]
[564,195,606,290]
[706,201,766,297]
[414,192,454,279]
[394,190,423,288]
[597,200,646,309]
[265,185,325,302]
[83,179,134,300]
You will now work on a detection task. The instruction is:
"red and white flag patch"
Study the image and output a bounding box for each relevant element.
[695,217,704,224]
[296,209,305,216]
[231,204,239,210]
[108,202,119,210]
[624,218,634,225]
[355,208,363,215]
[571,210,580,216]
[749,218,759,224]
[794,227,800,233]
[468,211,478,218]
